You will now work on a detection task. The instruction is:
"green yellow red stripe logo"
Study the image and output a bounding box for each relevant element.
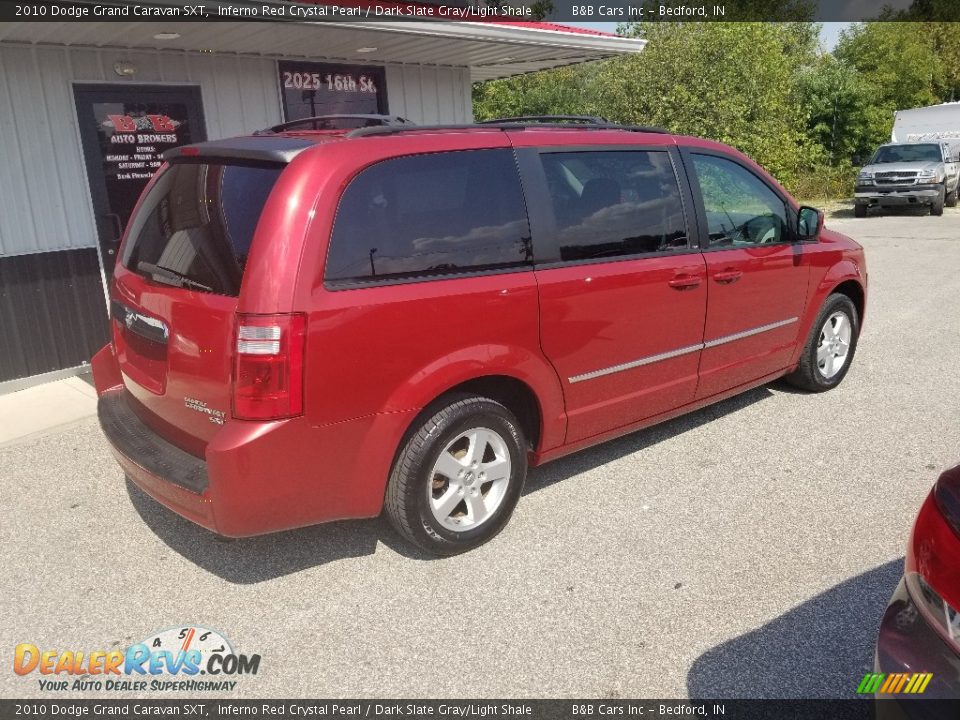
[858,672,933,694]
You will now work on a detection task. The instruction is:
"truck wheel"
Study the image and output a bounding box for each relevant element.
[947,188,958,208]
[785,293,860,393]
[384,394,527,556]
[931,185,945,216]
[854,202,867,218]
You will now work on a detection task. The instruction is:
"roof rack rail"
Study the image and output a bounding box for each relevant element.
[477,115,609,125]
[254,114,414,135]
[347,123,504,138]
[346,121,669,139]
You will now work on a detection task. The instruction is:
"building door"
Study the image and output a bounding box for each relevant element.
[73,84,206,278]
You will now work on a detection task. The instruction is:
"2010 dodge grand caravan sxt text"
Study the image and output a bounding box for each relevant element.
[92,118,867,555]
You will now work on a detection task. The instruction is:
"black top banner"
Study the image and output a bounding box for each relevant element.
[0,698,912,720]
[2,0,959,23]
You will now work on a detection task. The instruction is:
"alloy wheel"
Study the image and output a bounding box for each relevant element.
[817,311,852,379]
[427,427,512,531]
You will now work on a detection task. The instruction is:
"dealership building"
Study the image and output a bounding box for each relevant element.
[0,8,644,388]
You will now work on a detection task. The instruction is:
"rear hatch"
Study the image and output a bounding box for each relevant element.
[111,156,288,455]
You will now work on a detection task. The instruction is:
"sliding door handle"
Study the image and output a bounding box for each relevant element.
[668,275,701,290]
[714,270,743,284]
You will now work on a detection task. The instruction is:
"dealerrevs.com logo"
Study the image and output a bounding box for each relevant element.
[13,626,261,692]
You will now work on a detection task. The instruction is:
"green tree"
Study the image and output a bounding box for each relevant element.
[880,0,960,21]
[834,22,944,136]
[472,20,960,199]
[926,23,960,101]
[793,55,875,162]
[473,63,601,121]
[594,23,815,184]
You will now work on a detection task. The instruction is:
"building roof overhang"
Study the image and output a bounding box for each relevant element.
[0,6,644,80]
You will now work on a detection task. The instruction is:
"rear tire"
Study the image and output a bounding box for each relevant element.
[931,185,945,216]
[854,202,868,218]
[785,293,860,393]
[947,187,958,208]
[384,394,527,556]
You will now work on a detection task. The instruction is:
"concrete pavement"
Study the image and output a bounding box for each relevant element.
[0,373,96,448]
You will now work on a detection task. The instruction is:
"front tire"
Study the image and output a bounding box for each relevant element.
[946,187,958,208]
[384,395,528,556]
[931,185,945,216]
[785,293,860,393]
[854,202,868,218]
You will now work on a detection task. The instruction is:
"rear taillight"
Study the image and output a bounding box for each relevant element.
[233,313,306,420]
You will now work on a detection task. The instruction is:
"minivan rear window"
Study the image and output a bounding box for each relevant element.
[325,149,532,286]
[120,161,283,296]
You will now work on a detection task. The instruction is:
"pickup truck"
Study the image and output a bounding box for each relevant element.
[854,141,960,217]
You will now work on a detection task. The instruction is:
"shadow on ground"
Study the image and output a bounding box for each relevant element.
[126,479,420,582]
[687,559,903,699]
[522,385,773,496]
[128,385,775,583]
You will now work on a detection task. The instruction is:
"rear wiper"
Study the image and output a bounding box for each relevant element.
[137,262,213,292]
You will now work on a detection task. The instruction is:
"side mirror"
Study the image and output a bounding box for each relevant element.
[797,206,823,241]
[852,154,862,166]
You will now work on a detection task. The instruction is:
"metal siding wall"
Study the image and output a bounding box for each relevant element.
[0,45,90,258]
[0,44,472,258]
[0,249,109,382]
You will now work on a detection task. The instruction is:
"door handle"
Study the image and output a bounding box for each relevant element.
[714,269,743,284]
[668,274,701,290]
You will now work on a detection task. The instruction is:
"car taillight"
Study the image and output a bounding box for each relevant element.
[905,464,960,651]
[934,462,960,536]
[233,313,306,420]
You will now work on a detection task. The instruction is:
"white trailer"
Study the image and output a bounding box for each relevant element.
[893,102,960,148]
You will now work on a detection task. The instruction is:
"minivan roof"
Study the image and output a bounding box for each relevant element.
[166,121,679,165]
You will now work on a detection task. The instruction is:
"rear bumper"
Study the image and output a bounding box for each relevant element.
[98,389,218,531]
[92,344,416,537]
[99,391,208,494]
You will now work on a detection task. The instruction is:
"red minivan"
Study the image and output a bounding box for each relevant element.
[92,117,867,555]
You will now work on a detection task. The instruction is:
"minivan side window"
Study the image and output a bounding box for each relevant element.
[690,154,789,248]
[539,150,688,262]
[325,149,531,285]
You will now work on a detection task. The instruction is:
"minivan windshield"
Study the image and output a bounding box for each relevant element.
[871,144,942,164]
[120,161,283,296]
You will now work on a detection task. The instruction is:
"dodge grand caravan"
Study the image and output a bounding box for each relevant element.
[92,117,867,555]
